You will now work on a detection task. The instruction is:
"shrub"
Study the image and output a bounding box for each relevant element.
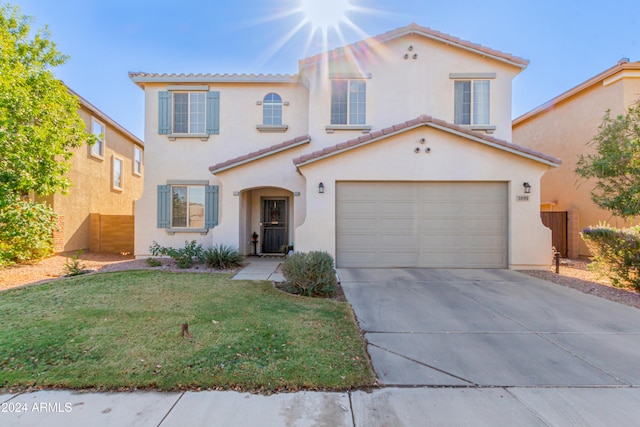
[0,197,58,267]
[149,240,204,268]
[146,258,162,267]
[202,244,244,269]
[581,224,640,290]
[281,251,337,297]
[63,250,86,276]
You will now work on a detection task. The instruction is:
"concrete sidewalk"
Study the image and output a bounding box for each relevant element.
[3,387,640,426]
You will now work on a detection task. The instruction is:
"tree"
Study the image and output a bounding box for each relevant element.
[575,100,640,222]
[0,4,95,265]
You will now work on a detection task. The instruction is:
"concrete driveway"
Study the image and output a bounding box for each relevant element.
[339,268,640,387]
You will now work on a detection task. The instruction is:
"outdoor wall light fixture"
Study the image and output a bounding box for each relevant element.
[523,182,531,194]
[318,182,325,194]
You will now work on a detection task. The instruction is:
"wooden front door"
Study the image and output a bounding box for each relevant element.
[261,199,288,254]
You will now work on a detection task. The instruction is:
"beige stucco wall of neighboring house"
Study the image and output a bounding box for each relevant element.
[513,63,640,257]
[301,33,521,144]
[47,102,144,252]
[295,126,552,269]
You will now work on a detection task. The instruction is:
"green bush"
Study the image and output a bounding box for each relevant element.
[281,251,337,297]
[145,257,162,267]
[0,197,58,267]
[581,224,640,290]
[149,240,204,268]
[202,244,244,269]
[63,251,86,276]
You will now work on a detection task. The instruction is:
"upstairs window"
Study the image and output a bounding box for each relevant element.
[133,146,142,175]
[112,156,123,191]
[173,92,205,134]
[331,80,366,125]
[91,118,105,158]
[263,93,283,125]
[454,80,490,126]
[158,89,220,138]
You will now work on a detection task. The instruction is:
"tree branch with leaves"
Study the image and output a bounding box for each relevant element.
[0,4,95,265]
[575,100,640,222]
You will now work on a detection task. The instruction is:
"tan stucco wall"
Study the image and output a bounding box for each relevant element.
[301,34,521,143]
[513,73,640,256]
[50,104,144,252]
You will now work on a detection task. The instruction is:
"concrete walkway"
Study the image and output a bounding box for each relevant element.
[231,257,284,282]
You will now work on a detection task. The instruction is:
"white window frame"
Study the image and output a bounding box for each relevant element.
[112,155,124,191]
[170,185,206,229]
[330,79,366,125]
[451,73,496,132]
[133,146,142,176]
[91,117,105,159]
[172,91,206,135]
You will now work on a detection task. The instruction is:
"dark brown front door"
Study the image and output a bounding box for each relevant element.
[261,199,287,254]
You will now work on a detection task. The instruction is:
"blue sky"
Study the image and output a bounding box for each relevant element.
[13,0,640,140]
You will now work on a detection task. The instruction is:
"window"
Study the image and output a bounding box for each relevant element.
[157,183,219,232]
[263,93,282,125]
[134,146,142,175]
[173,92,205,134]
[454,80,490,126]
[158,89,220,138]
[112,156,123,190]
[91,118,105,158]
[171,185,205,228]
[331,80,366,125]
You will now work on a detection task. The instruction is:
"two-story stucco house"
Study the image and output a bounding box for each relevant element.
[130,23,559,269]
[38,87,144,254]
[513,59,640,258]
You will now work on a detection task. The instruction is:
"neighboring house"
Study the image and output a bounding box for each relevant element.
[130,23,560,269]
[37,87,144,254]
[513,59,640,258]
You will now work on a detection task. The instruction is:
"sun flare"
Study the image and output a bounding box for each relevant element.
[300,0,351,31]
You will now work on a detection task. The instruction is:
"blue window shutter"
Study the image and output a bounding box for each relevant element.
[205,185,219,229]
[158,91,172,135]
[206,91,220,135]
[157,185,170,228]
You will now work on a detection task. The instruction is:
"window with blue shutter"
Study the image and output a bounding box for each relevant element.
[158,92,172,135]
[206,92,220,135]
[157,183,219,231]
[157,185,170,228]
[205,185,219,228]
[158,90,219,137]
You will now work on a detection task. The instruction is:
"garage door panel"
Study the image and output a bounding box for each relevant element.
[337,182,507,268]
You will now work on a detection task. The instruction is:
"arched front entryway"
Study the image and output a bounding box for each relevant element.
[239,187,295,256]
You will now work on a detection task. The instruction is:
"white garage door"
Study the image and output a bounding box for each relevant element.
[336,182,508,268]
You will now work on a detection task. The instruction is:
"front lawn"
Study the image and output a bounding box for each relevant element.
[0,271,375,392]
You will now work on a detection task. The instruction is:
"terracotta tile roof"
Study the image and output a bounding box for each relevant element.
[129,72,299,88]
[292,115,561,167]
[513,59,640,126]
[299,23,529,69]
[209,135,311,174]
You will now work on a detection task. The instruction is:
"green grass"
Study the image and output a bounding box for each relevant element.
[0,271,375,392]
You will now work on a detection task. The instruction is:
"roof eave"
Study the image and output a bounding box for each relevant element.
[513,61,640,126]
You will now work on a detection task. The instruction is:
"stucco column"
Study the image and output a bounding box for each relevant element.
[567,208,581,259]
